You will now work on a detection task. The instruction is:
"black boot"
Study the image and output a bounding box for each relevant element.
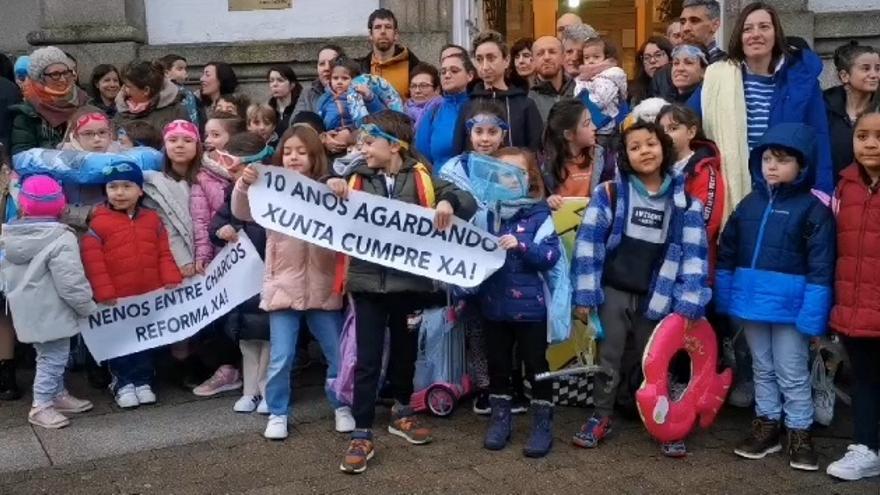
[787,429,819,471]
[734,417,782,459]
[0,359,22,401]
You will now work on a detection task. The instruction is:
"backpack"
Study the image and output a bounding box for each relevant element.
[534,216,572,344]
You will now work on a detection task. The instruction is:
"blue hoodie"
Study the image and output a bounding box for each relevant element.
[714,123,836,336]
[688,46,834,193]
[415,92,469,171]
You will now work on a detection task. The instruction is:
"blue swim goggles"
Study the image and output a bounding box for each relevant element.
[359,123,410,150]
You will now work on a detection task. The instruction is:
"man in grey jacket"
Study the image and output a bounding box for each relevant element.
[528,36,576,123]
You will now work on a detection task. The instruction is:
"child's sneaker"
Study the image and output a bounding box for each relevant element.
[192,365,242,397]
[787,429,819,471]
[264,415,288,440]
[472,391,491,415]
[135,385,156,405]
[340,431,375,474]
[52,391,93,414]
[115,384,140,409]
[734,417,782,459]
[661,440,688,458]
[233,395,260,413]
[256,397,269,415]
[28,405,70,429]
[335,406,355,433]
[572,416,612,448]
[827,444,880,481]
[388,405,432,444]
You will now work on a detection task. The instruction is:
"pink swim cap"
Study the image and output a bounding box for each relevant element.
[18,175,67,219]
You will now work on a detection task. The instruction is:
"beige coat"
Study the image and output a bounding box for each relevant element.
[231,179,341,312]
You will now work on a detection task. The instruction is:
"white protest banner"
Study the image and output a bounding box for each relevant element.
[247,164,506,287]
[79,233,265,362]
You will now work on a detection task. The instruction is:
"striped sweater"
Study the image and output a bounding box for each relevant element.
[743,71,775,151]
[572,172,711,320]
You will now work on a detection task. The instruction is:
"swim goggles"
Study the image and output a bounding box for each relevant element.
[359,123,409,150]
[465,114,510,132]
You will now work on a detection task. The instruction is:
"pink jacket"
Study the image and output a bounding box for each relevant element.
[191,157,232,263]
[231,177,342,312]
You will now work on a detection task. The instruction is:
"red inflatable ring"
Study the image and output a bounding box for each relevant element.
[636,314,733,443]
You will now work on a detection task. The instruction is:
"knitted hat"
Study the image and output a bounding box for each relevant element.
[13,56,30,81]
[28,46,72,82]
[18,175,67,219]
[102,160,144,188]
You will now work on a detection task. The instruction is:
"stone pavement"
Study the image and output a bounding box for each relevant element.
[0,368,876,495]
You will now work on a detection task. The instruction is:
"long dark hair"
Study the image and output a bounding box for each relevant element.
[727,2,788,68]
[201,62,239,104]
[656,103,708,141]
[267,64,303,105]
[543,99,591,188]
[89,64,119,100]
[508,37,534,90]
[617,120,675,177]
[630,36,673,104]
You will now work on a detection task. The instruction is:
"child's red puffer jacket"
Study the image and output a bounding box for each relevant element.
[81,204,182,302]
[681,140,725,283]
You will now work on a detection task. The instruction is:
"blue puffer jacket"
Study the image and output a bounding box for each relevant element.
[415,91,469,170]
[316,89,385,131]
[688,46,834,193]
[480,201,561,322]
[715,123,836,336]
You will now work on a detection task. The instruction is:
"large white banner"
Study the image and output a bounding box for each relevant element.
[247,165,506,287]
[80,234,265,362]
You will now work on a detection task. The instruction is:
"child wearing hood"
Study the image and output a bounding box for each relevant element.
[716,123,836,472]
[1,175,97,428]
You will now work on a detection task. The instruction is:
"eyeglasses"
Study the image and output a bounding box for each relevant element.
[42,69,73,81]
[409,83,435,91]
[642,52,669,63]
[78,130,111,140]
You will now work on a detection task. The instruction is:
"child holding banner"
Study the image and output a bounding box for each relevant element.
[81,161,183,409]
[1,175,98,428]
[571,120,710,450]
[232,124,350,439]
[478,147,561,458]
[326,110,477,474]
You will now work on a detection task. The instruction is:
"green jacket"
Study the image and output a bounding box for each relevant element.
[9,102,65,155]
[344,158,477,294]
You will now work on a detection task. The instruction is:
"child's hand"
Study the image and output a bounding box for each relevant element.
[498,234,519,250]
[240,166,259,186]
[327,178,350,199]
[574,306,590,323]
[547,195,565,210]
[195,260,206,275]
[355,84,374,101]
[216,225,238,242]
[433,200,454,231]
[180,264,195,278]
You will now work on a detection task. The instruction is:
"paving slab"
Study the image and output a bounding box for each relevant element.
[0,425,51,472]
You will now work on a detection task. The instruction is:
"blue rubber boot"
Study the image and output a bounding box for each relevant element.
[483,395,512,450]
[523,400,554,458]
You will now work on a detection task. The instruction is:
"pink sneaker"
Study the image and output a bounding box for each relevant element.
[193,365,242,397]
[28,405,70,429]
[52,390,93,414]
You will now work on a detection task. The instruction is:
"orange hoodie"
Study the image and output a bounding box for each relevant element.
[369,46,414,100]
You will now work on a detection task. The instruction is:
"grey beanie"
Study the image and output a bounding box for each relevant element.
[28,46,73,81]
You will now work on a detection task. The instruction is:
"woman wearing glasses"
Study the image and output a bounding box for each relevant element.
[10,46,89,155]
[404,63,442,129]
[629,36,673,105]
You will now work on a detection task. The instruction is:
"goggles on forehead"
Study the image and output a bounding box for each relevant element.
[103,162,135,175]
[466,153,529,202]
[163,120,200,142]
[359,123,409,150]
[672,44,708,65]
[465,114,510,132]
[75,113,109,133]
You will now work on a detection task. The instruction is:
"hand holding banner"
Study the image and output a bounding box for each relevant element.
[246,165,506,287]
[79,233,265,362]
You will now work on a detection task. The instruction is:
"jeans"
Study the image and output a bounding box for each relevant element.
[265,309,343,416]
[484,320,551,401]
[742,321,812,429]
[351,292,420,429]
[842,336,880,450]
[109,349,154,391]
[32,338,70,407]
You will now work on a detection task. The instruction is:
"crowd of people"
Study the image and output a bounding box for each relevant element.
[0,0,878,481]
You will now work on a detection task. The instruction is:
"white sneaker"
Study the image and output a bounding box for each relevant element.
[827,444,880,481]
[256,398,269,415]
[115,384,139,409]
[234,395,259,413]
[728,380,754,408]
[335,406,355,433]
[134,385,156,405]
[264,415,288,440]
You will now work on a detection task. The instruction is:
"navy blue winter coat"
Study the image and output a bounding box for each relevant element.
[480,201,561,322]
[715,123,836,336]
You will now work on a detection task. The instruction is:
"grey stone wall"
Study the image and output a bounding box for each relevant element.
[0,0,41,54]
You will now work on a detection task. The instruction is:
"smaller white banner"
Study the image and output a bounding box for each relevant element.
[246,165,506,288]
[80,233,265,362]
